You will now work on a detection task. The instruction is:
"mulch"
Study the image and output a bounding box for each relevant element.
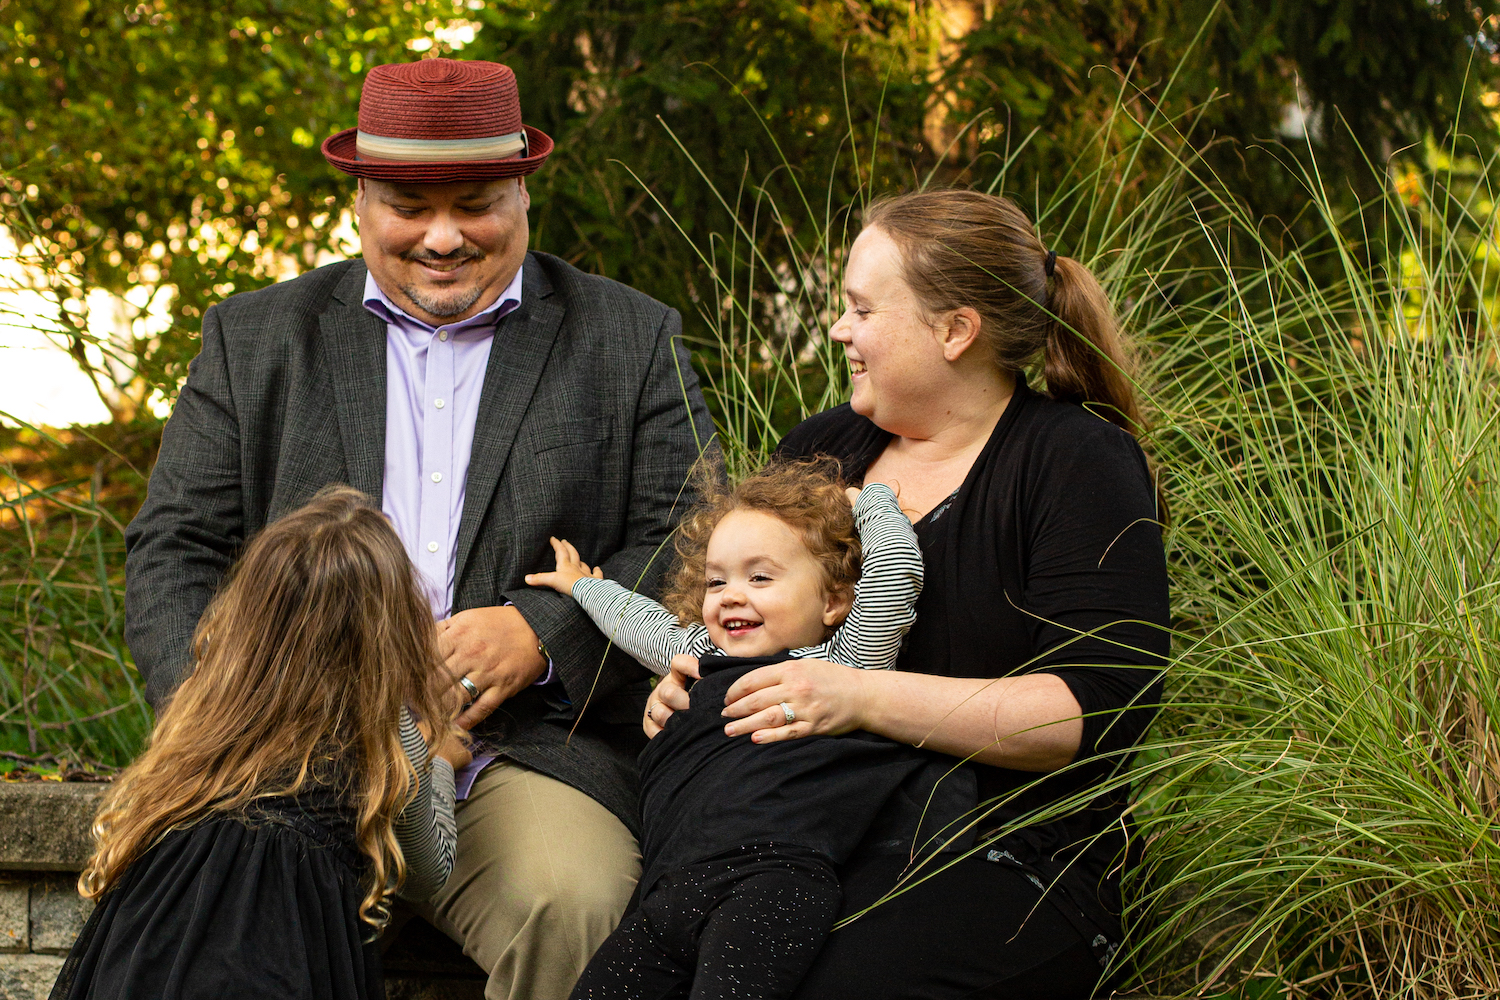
[0,751,116,782]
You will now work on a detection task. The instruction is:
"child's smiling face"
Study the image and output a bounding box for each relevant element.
[701,508,851,657]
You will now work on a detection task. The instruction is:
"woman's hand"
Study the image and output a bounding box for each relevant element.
[721,658,871,743]
[643,654,700,738]
[524,537,605,594]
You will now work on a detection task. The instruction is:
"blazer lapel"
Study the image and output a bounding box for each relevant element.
[454,254,564,589]
[319,263,388,504]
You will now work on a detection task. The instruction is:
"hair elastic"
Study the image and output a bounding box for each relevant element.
[1043,249,1058,277]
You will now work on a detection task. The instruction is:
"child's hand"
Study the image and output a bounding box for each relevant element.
[524,537,605,594]
[845,486,862,506]
[434,725,473,770]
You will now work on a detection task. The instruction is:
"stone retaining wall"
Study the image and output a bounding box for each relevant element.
[0,783,484,1000]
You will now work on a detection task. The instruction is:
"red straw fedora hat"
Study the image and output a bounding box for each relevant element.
[322,59,553,183]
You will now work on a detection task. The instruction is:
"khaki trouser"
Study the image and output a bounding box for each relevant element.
[414,761,641,1000]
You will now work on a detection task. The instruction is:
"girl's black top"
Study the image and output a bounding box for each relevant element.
[637,651,976,900]
[776,378,1170,925]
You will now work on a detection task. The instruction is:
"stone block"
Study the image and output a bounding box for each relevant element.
[0,785,106,872]
[0,882,26,954]
[0,954,64,1000]
[27,876,89,956]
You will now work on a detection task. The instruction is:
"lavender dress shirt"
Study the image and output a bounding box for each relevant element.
[363,267,531,798]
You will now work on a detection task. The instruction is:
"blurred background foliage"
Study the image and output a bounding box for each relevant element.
[5,0,1498,436]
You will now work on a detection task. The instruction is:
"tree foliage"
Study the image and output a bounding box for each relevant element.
[2,0,1498,430]
[0,0,445,420]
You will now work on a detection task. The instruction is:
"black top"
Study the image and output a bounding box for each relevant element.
[51,775,382,1000]
[776,379,1170,921]
[637,652,976,898]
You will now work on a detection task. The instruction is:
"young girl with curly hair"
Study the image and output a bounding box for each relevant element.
[527,460,974,1000]
[51,487,467,1000]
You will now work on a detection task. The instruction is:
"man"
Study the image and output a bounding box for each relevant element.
[124,58,713,999]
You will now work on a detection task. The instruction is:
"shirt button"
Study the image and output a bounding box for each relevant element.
[427,541,440,553]
[434,398,445,409]
[431,472,443,483]
[438,330,449,342]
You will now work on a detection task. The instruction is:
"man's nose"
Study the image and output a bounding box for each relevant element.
[423,211,465,256]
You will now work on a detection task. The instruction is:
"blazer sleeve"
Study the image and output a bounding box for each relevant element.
[124,302,245,709]
[503,306,716,707]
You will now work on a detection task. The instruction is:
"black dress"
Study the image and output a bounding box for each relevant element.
[50,780,383,1000]
[776,379,1171,1000]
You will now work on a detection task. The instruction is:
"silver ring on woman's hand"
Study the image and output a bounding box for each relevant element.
[780,702,796,724]
[458,676,481,702]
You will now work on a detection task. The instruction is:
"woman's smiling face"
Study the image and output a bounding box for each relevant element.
[700,508,849,657]
[829,226,949,431]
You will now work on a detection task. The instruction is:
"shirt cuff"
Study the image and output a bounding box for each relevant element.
[452,754,494,801]
[503,600,556,686]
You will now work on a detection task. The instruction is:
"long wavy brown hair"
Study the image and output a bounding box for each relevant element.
[662,459,862,630]
[80,486,451,928]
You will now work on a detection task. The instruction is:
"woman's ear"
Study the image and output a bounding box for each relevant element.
[937,306,984,362]
[822,587,854,629]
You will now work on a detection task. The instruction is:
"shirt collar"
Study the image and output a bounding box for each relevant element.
[361,262,524,333]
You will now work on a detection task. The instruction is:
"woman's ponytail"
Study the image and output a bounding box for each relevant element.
[1042,255,1142,435]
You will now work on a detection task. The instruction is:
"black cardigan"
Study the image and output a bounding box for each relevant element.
[776,379,1170,920]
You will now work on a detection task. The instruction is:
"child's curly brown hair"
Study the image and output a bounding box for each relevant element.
[661,459,862,629]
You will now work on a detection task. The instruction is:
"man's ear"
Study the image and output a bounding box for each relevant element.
[517,176,530,212]
[353,178,367,219]
[938,306,984,362]
[822,587,854,629]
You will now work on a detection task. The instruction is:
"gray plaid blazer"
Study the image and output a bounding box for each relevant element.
[124,252,715,833]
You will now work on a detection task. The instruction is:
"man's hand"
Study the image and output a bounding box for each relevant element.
[438,605,548,729]
[524,537,605,595]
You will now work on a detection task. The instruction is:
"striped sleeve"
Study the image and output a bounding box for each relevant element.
[570,577,716,675]
[810,483,924,670]
[392,707,458,901]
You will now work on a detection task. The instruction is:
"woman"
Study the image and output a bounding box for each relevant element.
[644,190,1170,999]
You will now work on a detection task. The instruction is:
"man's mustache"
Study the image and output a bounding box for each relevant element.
[401,247,485,264]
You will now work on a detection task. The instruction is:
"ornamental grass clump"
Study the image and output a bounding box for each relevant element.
[1121,149,1500,998]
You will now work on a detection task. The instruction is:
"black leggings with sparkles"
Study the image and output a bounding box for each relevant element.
[569,845,841,1000]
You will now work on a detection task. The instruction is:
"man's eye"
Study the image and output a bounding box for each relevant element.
[461,203,494,214]
[393,206,423,217]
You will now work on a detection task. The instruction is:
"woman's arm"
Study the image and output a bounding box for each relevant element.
[720,658,1083,771]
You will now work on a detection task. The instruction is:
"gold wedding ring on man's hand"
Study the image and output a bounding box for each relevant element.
[458,676,481,703]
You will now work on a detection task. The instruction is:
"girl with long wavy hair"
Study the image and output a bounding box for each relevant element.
[50,486,468,1000]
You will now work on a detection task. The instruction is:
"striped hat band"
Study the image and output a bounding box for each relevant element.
[354,130,528,164]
